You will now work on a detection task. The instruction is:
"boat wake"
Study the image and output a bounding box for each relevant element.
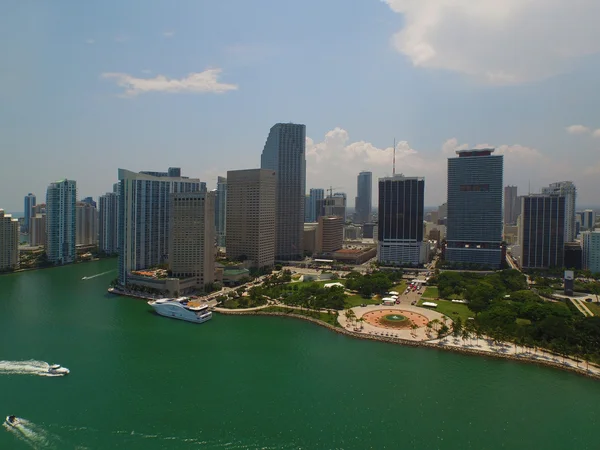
[3,418,62,449]
[0,360,68,377]
[81,270,115,281]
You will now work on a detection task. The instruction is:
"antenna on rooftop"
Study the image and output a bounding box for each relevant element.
[393,138,396,176]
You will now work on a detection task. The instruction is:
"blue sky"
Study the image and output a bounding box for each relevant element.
[1,0,599,212]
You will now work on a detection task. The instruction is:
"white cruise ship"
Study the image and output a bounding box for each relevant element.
[148,297,212,324]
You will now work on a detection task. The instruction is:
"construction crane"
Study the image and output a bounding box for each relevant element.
[327,186,343,197]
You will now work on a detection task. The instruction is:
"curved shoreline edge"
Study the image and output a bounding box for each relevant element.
[216,309,600,381]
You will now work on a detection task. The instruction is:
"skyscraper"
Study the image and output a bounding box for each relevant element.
[170,191,216,290]
[260,123,306,260]
[355,171,372,223]
[23,193,36,233]
[76,201,98,246]
[29,214,46,247]
[226,169,276,269]
[46,179,77,265]
[117,168,202,286]
[316,216,344,253]
[580,209,596,231]
[518,194,565,269]
[446,149,503,268]
[542,181,577,242]
[324,193,347,220]
[307,188,324,223]
[99,192,119,254]
[304,195,311,223]
[504,185,519,225]
[582,231,600,274]
[0,210,19,271]
[214,176,227,247]
[377,175,426,266]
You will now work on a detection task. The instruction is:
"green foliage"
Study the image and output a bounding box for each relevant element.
[344,270,402,298]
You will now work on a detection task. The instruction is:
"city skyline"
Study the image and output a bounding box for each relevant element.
[1,1,600,211]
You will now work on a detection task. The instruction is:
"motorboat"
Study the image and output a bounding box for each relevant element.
[5,415,19,427]
[148,297,212,324]
[48,364,70,375]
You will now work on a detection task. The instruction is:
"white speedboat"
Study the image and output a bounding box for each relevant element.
[148,297,212,324]
[48,364,70,375]
[5,415,19,427]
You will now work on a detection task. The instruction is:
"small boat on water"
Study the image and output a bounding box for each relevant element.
[48,364,70,375]
[148,297,212,324]
[5,415,19,427]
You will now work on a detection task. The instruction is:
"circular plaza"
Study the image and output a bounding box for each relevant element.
[339,304,450,341]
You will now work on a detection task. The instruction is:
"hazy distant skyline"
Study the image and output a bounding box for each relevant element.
[1,0,600,211]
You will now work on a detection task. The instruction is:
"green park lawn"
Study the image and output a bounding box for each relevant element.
[344,294,379,308]
[584,301,600,316]
[262,306,340,327]
[417,298,473,322]
[421,286,439,299]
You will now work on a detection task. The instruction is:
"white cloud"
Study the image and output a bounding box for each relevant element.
[566,125,591,135]
[382,0,600,84]
[593,129,600,139]
[85,39,95,45]
[163,31,175,38]
[101,69,238,97]
[307,128,555,205]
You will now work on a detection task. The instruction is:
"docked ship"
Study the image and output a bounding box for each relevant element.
[147,297,212,324]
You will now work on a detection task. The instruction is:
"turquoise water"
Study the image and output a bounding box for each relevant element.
[0,260,599,449]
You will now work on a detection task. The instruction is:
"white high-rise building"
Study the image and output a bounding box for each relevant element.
[76,201,98,246]
[170,191,216,290]
[324,193,347,220]
[226,169,276,269]
[542,181,577,242]
[46,179,77,264]
[0,210,19,271]
[99,192,119,254]
[582,231,600,274]
[260,123,306,261]
[117,168,202,286]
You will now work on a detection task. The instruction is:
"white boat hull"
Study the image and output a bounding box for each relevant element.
[149,300,212,324]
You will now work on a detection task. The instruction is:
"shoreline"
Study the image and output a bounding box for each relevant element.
[216,308,600,381]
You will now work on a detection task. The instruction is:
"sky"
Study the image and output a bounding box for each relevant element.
[1,0,600,212]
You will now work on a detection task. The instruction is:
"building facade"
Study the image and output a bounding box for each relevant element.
[99,192,119,254]
[169,191,216,290]
[215,176,227,247]
[307,188,324,223]
[316,216,344,254]
[0,210,19,271]
[582,231,600,274]
[46,179,77,264]
[226,169,276,269]
[580,209,596,231]
[355,171,372,224]
[504,185,519,225]
[324,193,346,220]
[377,175,426,266]
[446,149,503,268]
[260,123,306,260]
[76,201,98,246]
[518,195,565,269]
[117,168,202,286]
[542,181,576,242]
[29,214,46,247]
[23,193,36,233]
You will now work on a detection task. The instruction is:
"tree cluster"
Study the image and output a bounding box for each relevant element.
[344,270,403,298]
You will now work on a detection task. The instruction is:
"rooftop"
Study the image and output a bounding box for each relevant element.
[455,148,495,157]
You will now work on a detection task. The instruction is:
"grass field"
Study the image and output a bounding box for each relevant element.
[417,298,473,322]
[421,286,439,299]
[261,306,340,327]
[344,294,379,308]
[584,301,600,316]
